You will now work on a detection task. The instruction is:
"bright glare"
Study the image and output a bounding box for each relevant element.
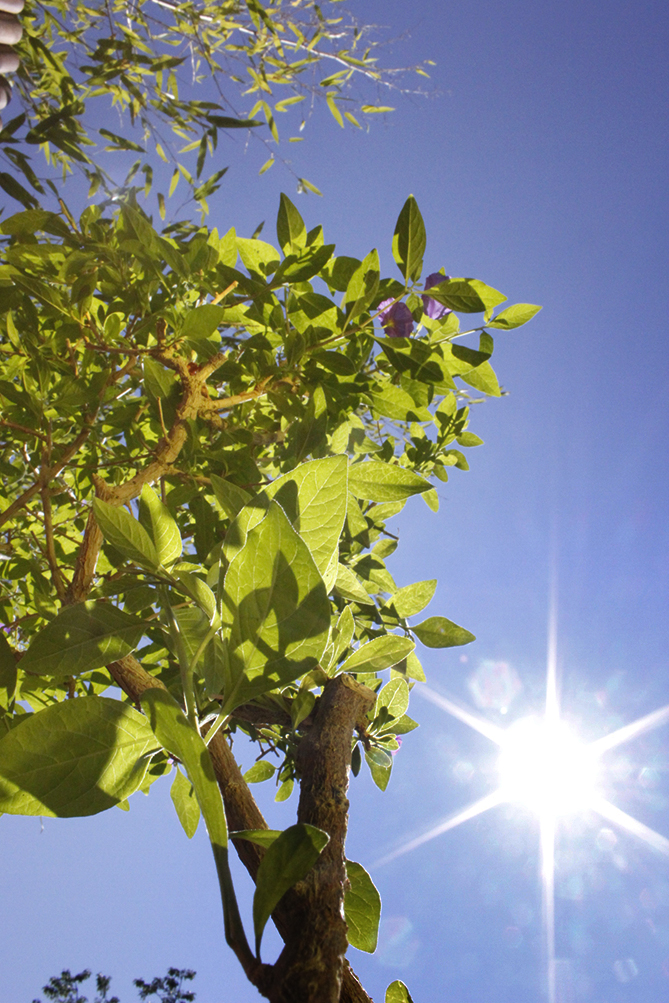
[498,716,600,815]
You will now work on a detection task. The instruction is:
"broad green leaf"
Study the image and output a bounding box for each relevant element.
[231,829,281,848]
[253,823,329,956]
[138,484,182,567]
[392,195,426,283]
[487,303,542,329]
[340,635,414,675]
[275,778,294,802]
[181,304,228,341]
[376,677,410,721]
[459,360,502,397]
[334,564,374,606]
[173,572,219,627]
[366,749,392,791]
[222,501,331,712]
[344,249,380,320]
[387,713,419,735]
[20,601,145,677]
[345,860,381,953]
[264,455,348,577]
[424,278,507,314]
[386,980,415,1003]
[384,579,437,618]
[0,696,156,817]
[393,650,426,683]
[93,498,161,572]
[348,461,431,502]
[210,475,252,520]
[367,382,431,422]
[243,760,276,783]
[225,456,348,579]
[412,616,475,648]
[170,767,200,838]
[277,192,307,252]
[0,632,17,709]
[237,237,280,276]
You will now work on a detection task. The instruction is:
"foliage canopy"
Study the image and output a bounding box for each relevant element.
[0,3,540,1001]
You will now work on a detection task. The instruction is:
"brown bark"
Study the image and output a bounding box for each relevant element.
[106,655,376,1003]
[270,675,376,1003]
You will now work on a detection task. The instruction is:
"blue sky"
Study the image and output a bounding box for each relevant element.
[2,1,669,1000]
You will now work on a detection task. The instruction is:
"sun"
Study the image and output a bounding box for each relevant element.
[497,715,600,815]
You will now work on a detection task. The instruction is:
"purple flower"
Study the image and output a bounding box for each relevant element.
[378,298,414,339]
[422,272,452,320]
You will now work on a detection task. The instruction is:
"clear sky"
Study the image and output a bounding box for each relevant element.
[2,1,669,1001]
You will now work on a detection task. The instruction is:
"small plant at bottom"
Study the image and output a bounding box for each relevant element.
[32,969,195,1003]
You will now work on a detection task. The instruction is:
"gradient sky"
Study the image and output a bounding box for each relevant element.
[2,1,669,1001]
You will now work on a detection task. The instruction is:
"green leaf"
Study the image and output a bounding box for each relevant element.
[170,767,201,838]
[253,822,329,956]
[386,980,415,1003]
[222,501,331,712]
[384,579,437,618]
[140,689,246,955]
[231,829,281,848]
[366,749,392,791]
[276,193,307,253]
[487,303,542,329]
[424,278,507,314]
[209,115,263,129]
[344,249,380,320]
[389,713,419,735]
[211,475,252,520]
[345,860,381,953]
[20,601,145,677]
[181,303,228,342]
[264,455,348,578]
[275,778,294,801]
[0,696,156,817]
[412,615,475,648]
[138,484,182,567]
[376,677,410,721]
[0,632,17,709]
[340,635,414,675]
[459,360,501,397]
[243,760,276,783]
[348,461,432,502]
[392,195,426,283]
[93,498,161,572]
[334,563,373,606]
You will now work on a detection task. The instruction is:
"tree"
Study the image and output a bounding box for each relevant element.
[0,3,541,1002]
[33,966,195,1003]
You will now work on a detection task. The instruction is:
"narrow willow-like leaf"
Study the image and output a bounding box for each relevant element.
[345,860,381,953]
[0,696,156,817]
[253,823,329,956]
[20,601,145,677]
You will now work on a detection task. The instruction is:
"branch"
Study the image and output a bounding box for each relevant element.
[271,675,376,1003]
[106,655,375,1003]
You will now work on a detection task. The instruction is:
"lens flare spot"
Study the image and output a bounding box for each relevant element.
[468,660,522,714]
[497,716,600,815]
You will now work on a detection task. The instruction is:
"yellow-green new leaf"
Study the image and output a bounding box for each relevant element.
[0,697,156,817]
[487,303,542,329]
[340,635,414,675]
